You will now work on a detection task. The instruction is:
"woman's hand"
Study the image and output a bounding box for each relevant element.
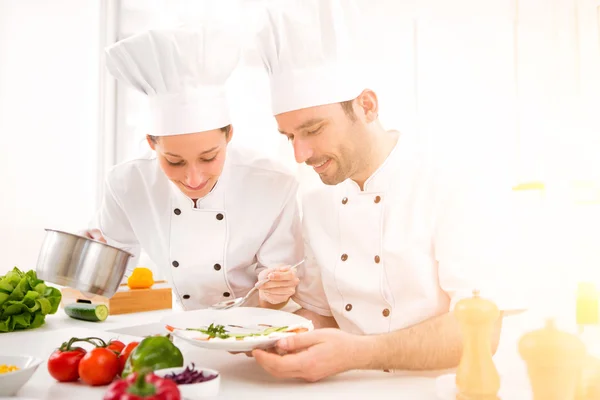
[257,265,300,306]
[81,229,107,243]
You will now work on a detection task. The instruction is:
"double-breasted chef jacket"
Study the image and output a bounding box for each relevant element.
[93,145,304,310]
[293,131,524,335]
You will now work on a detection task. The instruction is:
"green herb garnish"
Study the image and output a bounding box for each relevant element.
[197,323,230,339]
[185,324,291,340]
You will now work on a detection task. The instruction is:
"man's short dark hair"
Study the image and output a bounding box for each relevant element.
[340,100,356,122]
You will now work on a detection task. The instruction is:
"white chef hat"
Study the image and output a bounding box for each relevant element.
[255,0,367,115]
[105,26,240,136]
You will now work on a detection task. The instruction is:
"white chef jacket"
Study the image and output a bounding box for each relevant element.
[92,145,304,310]
[293,131,524,335]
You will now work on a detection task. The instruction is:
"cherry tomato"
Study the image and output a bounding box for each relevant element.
[106,340,125,355]
[47,347,87,382]
[117,341,139,375]
[78,347,119,386]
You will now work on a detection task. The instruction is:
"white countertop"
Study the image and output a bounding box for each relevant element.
[0,307,545,399]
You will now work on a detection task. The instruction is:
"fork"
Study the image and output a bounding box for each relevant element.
[210,258,306,310]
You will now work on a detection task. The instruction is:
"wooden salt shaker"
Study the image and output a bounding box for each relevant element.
[454,289,501,400]
[518,318,586,400]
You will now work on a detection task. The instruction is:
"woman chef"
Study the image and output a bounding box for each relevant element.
[83,26,303,310]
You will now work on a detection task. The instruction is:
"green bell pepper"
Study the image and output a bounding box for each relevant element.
[122,335,184,378]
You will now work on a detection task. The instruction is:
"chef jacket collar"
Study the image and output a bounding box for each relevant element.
[166,149,231,210]
[344,131,409,194]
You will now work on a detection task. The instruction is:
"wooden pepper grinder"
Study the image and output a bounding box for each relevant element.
[518,318,586,400]
[454,289,501,400]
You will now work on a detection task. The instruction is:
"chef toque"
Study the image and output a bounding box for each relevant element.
[104,26,240,136]
[255,0,367,115]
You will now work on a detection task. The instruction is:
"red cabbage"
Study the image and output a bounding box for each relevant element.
[164,363,218,384]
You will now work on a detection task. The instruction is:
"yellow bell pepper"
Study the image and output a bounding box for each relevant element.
[127,267,154,289]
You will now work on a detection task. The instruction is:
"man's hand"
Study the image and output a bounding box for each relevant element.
[252,329,368,382]
[257,265,300,306]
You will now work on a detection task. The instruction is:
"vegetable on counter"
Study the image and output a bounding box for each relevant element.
[0,267,62,332]
[164,363,218,384]
[107,340,126,354]
[104,370,180,400]
[47,338,88,382]
[48,336,138,386]
[127,267,154,290]
[122,335,183,378]
[64,302,109,322]
[118,341,139,375]
[79,346,120,386]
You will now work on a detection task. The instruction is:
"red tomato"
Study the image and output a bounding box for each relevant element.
[47,347,87,382]
[78,347,119,386]
[117,341,139,375]
[106,340,125,354]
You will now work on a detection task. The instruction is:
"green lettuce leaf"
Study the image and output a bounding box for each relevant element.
[0,316,12,332]
[0,280,14,294]
[11,313,31,330]
[36,298,52,315]
[29,313,46,329]
[44,287,62,314]
[34,283,47,294]
[0,292,9,307]
[0,266,62,333]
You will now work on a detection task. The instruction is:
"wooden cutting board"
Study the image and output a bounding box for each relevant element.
[60,280,172,315]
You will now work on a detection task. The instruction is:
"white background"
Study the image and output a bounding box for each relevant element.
[0,0,101,275]
[1,0,599,311]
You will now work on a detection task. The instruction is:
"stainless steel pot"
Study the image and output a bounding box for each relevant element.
[36,228,134,298]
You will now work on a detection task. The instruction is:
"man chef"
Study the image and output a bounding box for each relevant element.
[83,25,303,310]
[250,0,523,381]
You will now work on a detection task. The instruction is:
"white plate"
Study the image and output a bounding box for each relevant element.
[435,373,530,399]
[160,307,314,352]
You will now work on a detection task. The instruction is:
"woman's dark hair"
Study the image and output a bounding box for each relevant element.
[148,124,232,143]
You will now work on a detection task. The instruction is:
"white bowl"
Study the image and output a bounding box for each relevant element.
[0,355,43,396]
[153,365,220,399]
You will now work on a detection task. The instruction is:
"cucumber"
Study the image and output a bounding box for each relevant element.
[64,302,109,322]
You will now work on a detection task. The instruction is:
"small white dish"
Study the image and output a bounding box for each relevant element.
[0,355,43,396]
[154,365,220,399]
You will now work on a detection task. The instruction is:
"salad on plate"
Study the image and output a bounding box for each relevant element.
[166,322,311,342]
[160,307,315,351]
